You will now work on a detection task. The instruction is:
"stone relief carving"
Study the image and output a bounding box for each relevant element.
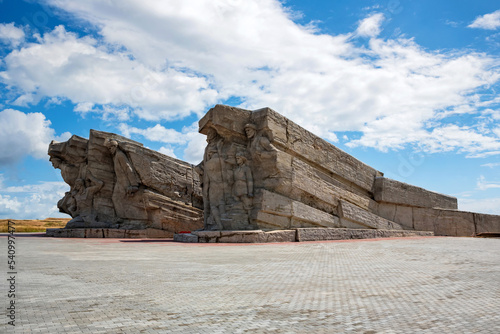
[196,127,226,230]
[244,123,278,178]
[197,123,267,230]
[232,152,254,212]
[244,123,277,159]
[66,172,104,225]
[105,139,147,221]
[48,129,203,234]
[196,126,259,230]
[49,156,81,187]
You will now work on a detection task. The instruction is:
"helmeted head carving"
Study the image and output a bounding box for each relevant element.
[244,123,257,139]
[235,151,247,165]
[105,139,119,155]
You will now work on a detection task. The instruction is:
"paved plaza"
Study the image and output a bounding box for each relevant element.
[1,235,499,333]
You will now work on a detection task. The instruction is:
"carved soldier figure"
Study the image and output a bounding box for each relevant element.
[106,140,140,197]
[244,123,278,177]
[106,139,148,221]
[65,172,104,226]
[204,146,225,230]
[244,123,277,159]
[232,152,253,212]
[68,172,104,217]
[50,157,80,187]
[196,127,229,230]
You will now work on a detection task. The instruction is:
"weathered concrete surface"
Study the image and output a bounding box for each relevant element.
[413,208,476,237]
[48,129,203,236]
[475,213,500,234]
[413,208,500,237]
[339,200,404,230]
[377,203,414,230]
[377,204,500,237]
[250,107,383,193]
[296,228,433,242]
[374,177,458,209]
[46,228,173,238]
[254,190,341,230]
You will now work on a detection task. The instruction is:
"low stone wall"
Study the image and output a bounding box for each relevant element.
[377,204,500,237]
[173,228,434,243]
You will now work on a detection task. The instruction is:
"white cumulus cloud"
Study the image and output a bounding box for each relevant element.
[0,25,218,120]
[0,23,25,47]
[355,13,385,37]
[468,10,500,30]
[0,181,69,219]
[0,0,498,157]
[118,122,205,164]
[0,109,71,166]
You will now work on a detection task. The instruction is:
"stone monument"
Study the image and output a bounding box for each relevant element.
[46,105,500,241]
[174,104,500,243]
[47,129,203,238]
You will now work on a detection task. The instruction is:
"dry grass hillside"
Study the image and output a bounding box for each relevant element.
[0,218,70,232]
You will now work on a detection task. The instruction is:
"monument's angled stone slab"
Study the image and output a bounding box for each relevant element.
[339,200,404,230]
[373,177,458,209]
[48,129,203,237]
[254,190,341,230]
[250,107,383,194]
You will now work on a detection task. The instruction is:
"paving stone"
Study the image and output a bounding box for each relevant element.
[1,234,499,333]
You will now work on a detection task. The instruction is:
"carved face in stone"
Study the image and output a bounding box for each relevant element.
[236,155,246,165]
[107,140,118,155]
[50,158,61,169]
[244,125,256,139]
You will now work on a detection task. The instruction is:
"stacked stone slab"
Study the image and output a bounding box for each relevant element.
[47,129,203,237]
[373,177,500,236]
[194,104,500,239]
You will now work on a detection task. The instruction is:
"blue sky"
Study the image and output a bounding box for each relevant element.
[0,0,499,219]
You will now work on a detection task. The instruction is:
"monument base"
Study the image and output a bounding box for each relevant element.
[46,228,173,238]
[173,228,434,243]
